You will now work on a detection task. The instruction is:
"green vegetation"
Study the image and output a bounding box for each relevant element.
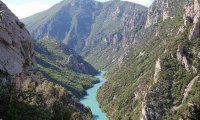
[97,3,200,119]
[0,75,92,120]
[34,39,98,97]
[146,54,195,119]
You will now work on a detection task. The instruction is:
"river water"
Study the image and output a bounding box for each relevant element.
[80,71,108,120]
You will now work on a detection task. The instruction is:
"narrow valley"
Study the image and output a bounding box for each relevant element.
[0,0,199,120]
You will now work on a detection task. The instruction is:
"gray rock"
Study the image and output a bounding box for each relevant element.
[145,0,169,28]
[198,52,200,59]
[154,58,164,83]
[184,0,200,41]
[176,45,191,72]
[188,21,200,41]
[0,1,34,76]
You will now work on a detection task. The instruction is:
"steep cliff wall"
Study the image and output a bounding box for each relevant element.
[145,0,170,28]
[0,1,35,85]
[185,0,200,41]
[97,0,200,119]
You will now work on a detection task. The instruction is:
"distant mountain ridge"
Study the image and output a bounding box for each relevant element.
[22,0,147,69]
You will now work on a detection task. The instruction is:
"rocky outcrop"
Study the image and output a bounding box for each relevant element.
[154,58,164,83]
[140,94,161,120]
[145,0,170,28]
[176,45,198,73]
[65,54,98,75]
[141,105,159,120]
[184,0,200,25]
[140,58,165,120]
[184,0,200,41]
[183,75,199,103]
[176,45,191,71]
[188,19,200,41]
[0,1,35,83]
[198,52,200,59]
[177,45,191,71]
[102,33,123,46]
[140,102,148,120]
[118,54,126,68]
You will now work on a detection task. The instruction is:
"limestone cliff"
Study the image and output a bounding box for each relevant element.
[176,0,200,73]
[184,0,200,41]
[154,58,164,83]
[145,0,170,28]
[0,1,35,84]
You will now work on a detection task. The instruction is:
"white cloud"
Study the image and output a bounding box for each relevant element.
[2,1,54,19]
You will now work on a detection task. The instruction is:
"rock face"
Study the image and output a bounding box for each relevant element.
[140,102,148,120]
[176,45,191,71]
[66,54,98,75]
[175,0,200,73]
[145,0,169,28]
[0,1,34,79]
[102,33,123,46]
[154,58,164,83]
[184,0,200,25]
[198,52,200,59]
[140,58,164,120]
[189,21,200,41]
[176,44,198,73]
[184,0,200,41]
[141,105,159,120]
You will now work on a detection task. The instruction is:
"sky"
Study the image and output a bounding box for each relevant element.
[1,0,154,19]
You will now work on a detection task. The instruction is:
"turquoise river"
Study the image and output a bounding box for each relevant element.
[80,71,108,120]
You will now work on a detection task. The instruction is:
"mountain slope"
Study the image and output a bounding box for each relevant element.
[34,38,99,97]
[97,0,200,119]
[0,1,93,119]
[21,0,200,119]
[22,0,147,69]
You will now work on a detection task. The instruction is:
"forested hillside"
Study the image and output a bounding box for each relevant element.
[97,0,200,119]
[34,38,99,97]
